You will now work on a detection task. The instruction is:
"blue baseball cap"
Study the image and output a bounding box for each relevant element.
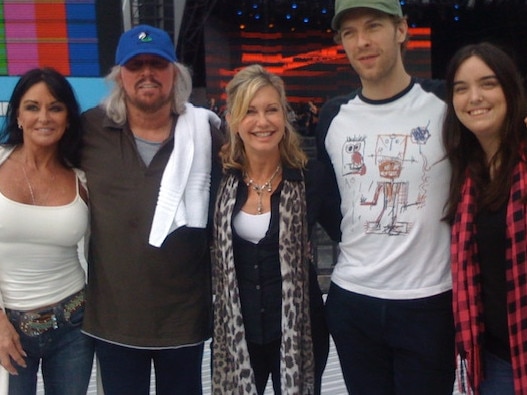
[115,24,177,66]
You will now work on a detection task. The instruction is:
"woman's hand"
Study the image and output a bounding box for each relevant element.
[0,310,26,375]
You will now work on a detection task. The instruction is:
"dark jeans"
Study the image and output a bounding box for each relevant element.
[247,328,328,395]
[480,351,514,395]
[95,339,204,395]
[247,339,281,394]
[326,282,455,395]
[246,293,329,395]
[8,307,94,395]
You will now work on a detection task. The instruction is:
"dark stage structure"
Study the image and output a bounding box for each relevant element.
[94,1,527,106]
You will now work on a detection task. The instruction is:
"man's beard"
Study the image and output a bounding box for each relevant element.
[125,85,174,113]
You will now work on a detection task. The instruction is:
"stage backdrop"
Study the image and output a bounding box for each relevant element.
[204,17,432,111]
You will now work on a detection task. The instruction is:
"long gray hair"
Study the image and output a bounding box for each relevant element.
[102,62,192,125]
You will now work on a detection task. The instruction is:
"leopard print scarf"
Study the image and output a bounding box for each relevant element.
[212,172,314,394]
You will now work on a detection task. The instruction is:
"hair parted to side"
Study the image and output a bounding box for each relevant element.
[0,67,82,167]
[442,42,527,223]
[102,61,192,125]
[221,64,307,171]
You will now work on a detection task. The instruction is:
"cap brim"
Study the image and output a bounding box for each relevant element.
[118,49,175,66]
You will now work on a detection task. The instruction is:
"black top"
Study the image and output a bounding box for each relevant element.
[476,203,510,362]
[230,160,341,344]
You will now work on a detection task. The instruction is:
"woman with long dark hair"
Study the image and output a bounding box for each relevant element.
[0,67,93,394]
[443,42,527,394]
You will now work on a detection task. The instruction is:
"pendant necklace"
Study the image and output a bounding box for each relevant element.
[20,164,54,205]
[245,165,281,215]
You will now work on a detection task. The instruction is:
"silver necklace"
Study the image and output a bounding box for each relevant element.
[245,165,281,215]
[21,164,54,205]
[21,165,37,204]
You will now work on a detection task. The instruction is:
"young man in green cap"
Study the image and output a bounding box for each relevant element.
[316,1,456,393]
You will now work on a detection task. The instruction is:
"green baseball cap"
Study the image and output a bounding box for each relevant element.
[332,0,403,30]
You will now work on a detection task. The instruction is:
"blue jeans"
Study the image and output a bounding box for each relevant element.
[479,351,514,395]
[326,283,455,395]
[95,339,204,395]
[8,306,94,395]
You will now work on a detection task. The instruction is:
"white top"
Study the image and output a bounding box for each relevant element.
[233,210,271,244]
[323,81,452,299]
[0,148,88,310]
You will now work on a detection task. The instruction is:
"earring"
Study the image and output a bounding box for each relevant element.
[17,123,22,129]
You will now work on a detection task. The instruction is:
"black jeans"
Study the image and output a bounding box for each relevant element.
[95,340,204,395]
[247,290,329,395]
[326,283,455,395]
[247,325,328,395]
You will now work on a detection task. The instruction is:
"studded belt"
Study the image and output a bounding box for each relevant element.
[5,288,85,337]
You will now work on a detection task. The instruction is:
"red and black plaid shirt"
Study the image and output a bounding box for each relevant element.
[452,159,527,394]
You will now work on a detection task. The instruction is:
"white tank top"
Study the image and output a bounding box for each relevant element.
[0,175,88,310]
[233,210,271,244]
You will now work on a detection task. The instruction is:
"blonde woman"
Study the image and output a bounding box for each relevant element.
[211,64,341,394]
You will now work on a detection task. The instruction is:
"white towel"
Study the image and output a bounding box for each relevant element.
[149,103,221,247]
